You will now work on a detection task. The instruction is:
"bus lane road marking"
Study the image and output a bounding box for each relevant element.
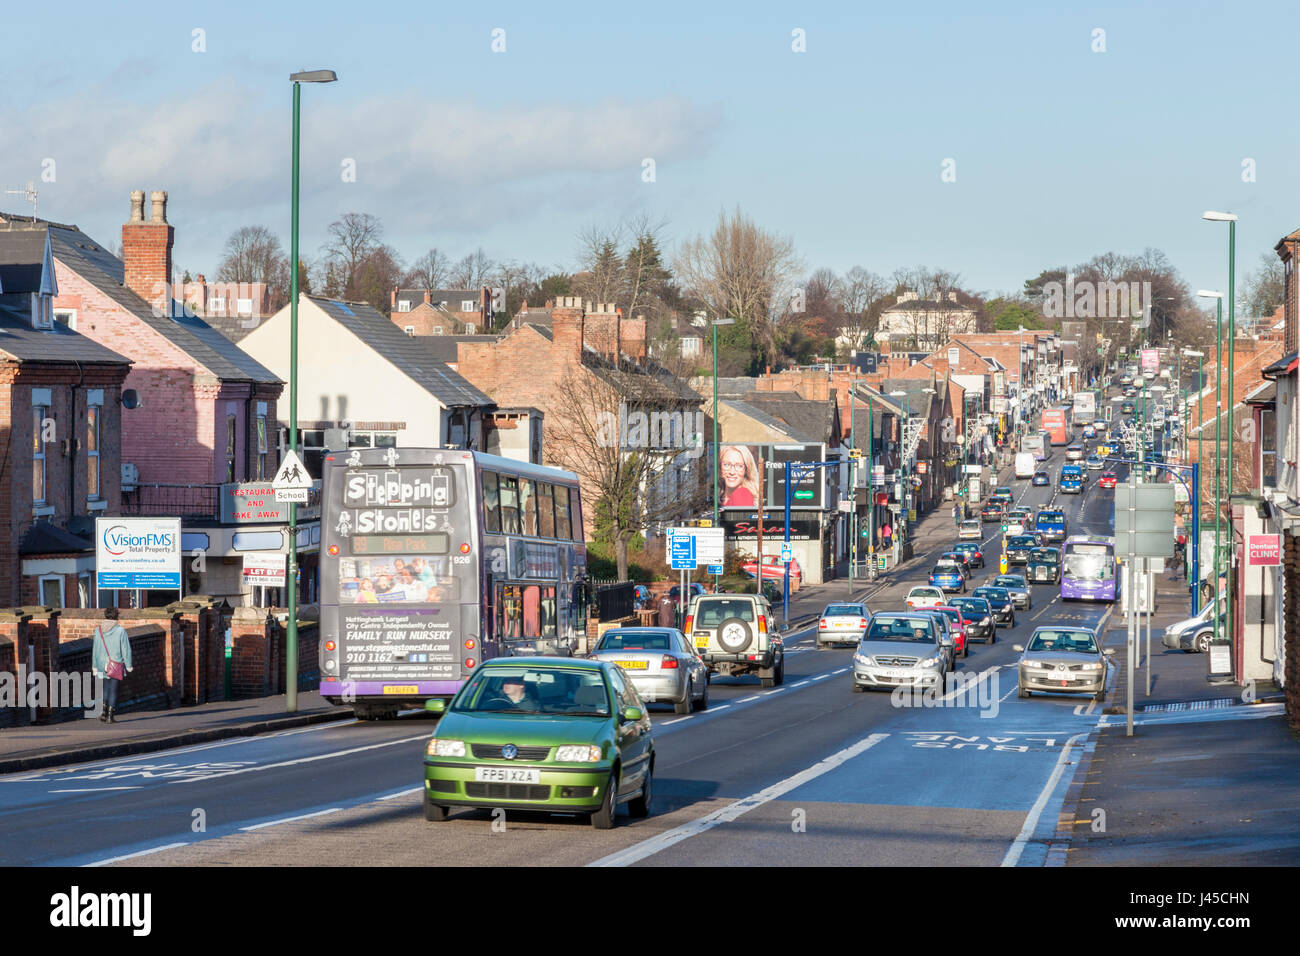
[588,733,890,867]
[1001,731,1087,867]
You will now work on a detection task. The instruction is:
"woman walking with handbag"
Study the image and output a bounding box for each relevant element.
[92,611,133,723]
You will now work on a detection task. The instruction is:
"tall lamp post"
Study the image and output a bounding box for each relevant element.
[285,68,337,713]
[711,318,735,550]
[1197,289,1224,653]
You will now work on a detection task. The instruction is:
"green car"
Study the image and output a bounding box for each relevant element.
[422,658,654,829]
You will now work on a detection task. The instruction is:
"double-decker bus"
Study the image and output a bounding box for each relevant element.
[1060,534,1118,602]
[319,448,588,719]
[1020,431,1047,462]
[1042,406,1072,445]
[1072,390,1097,426]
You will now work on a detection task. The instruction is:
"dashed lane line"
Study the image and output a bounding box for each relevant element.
[587,733,890,867]
[84,842,189,867]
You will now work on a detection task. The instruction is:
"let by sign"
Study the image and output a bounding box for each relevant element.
[1247,534,1281,566]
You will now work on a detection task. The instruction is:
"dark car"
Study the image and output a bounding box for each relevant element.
[1032,471,1050,486]
[972,586,1016,627]
[1005,534,1037,565]
[950,596,996,644]
[990,486,1014,505]
[940,550,972,573]
[992,573,1032,610]
[950,541,984,568]
[1026,547,1061,584]
[981,502,1005,522]
[1121,400,1135,414]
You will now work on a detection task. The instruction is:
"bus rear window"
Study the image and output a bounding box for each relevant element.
[537,482,555,537]
[482,472,500,533]
[554,485,571,540]
[499,475,520,534]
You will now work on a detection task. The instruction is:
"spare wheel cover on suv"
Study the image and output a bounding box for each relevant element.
[716,616,754,654]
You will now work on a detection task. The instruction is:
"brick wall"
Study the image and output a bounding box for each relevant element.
[230,607,273,698]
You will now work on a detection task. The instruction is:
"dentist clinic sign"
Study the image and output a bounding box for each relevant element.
[1247,534,1281,566]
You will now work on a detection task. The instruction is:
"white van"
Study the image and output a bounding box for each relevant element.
[1014,452,1036,479]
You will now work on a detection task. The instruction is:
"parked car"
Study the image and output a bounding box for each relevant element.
[742,557,802,588]
[1014,627,1113,701]
[1162,599,1227,653]
[1026,547,1061,584]
[818,602,871,649]
[588,627,709,715]
[992,573,1032,610]
[972,585,1016,627]
[906,586,946,610]
[421,658,653,828]
[951,541,984,567]
[684,593,784,687]
[851,613,952,692]
[959,519,983,539]
[668,582,707,602]
[1032,471,1050,486]
[949,596,996,644]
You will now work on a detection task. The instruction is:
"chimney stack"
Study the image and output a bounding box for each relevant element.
[121,189,174,307]
[551,296,586,359]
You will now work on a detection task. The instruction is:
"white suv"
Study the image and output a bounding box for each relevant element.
[685,593,785,687]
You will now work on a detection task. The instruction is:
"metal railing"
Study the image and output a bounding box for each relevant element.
[121,483,222,519]
[589,579,636,621]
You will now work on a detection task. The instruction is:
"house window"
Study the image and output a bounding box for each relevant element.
[465,324,476,335]
[39,575,64,608]
[432,326,444,335]
[461,300,475,312]
[348,430,398,448]
[32,294,53,330]
[33,404,49,503]
[78,572,94,609]
[87,404,101,500]
[1261,408,1277,488]
[226,414,238,482]
[404,326,415,336]
[209,297,226,315]
[397,300,412,312]
[55,309,77,330]
[236,298,254,316]
[256,411,269,481]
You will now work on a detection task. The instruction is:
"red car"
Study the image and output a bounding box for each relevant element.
[742,556,803,586]
[934,606,969,658]
[1099,471,1118,489]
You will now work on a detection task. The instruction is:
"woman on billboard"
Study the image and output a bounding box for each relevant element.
[720,444,760,507]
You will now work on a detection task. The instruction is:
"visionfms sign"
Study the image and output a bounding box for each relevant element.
[95,517,182,589]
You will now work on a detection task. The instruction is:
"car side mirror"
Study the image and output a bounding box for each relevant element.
[621,706,643,722]
[424,699,446,714]
[940,636,953,648]
[1012,644,1025,653]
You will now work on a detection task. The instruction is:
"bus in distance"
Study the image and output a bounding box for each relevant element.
[1061,534,1118,602]
[1042,406,1072,445]
[1020,431,1047,462]
[319,448,588,719]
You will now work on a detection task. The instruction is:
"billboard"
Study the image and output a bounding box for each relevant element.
[722,511,821,541]
[1141,348,1159,373]
[716,443,828,510]
[96,517,182,590]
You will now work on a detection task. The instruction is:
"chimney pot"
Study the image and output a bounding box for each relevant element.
[150,190,168,223]
[130,190,145,222]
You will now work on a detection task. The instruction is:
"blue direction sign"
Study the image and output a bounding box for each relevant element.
[670,534,697,570]
[706,564,724,575]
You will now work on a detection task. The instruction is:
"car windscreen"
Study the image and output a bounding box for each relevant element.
[1009,536,1036,547]
[933,562,961,572]
[994,576,1026,588]
[973,588,1008,601]
[454,666,611,716]
[910,587,943,597]
[597,631,673,651]
[696,599,755,626]
[1030,549,1058,561]
[824,604,863,617]
[1027,631,1099,654]
[1039,511,1064,523]
[864,617,935,642]
[950,598,989,615]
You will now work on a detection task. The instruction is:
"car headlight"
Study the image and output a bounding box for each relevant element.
[1080,663,1101,671]
[981,616,991,626]
[920,655,944,668]
[854,653,872,665]
[427,738,466,757]
[555,745,603,762]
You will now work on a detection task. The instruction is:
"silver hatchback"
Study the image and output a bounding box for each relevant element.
[852,613,952,692]
[818,603,871,649]
[1014,626,1113,700]
[588,627,710,715]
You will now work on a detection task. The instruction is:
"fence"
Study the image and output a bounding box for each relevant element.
[589,579,636,622]
[121,483,222,519]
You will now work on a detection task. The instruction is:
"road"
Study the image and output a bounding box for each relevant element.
[0,400,1140,867]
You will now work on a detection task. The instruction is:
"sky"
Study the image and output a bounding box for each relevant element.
[2,0,1294,302]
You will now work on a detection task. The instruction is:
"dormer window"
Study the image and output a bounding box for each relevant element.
[31,293,53,330]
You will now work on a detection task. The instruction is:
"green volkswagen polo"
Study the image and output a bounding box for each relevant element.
[422,657,654,828]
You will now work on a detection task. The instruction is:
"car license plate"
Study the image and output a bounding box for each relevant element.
[834,620,851,628]
[383,685,418,695]
[474,766,541,784]
[694,636,709,648]
[878,667,913,679]
[616,660,648,669]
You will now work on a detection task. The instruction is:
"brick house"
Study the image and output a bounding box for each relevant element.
[5,193,285,515]
[0,223,132,608]
[391,287,494,335]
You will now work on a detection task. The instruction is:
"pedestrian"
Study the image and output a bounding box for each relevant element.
[656,593,676,629]
[92,610,133,723]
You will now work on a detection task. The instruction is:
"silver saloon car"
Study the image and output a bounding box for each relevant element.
[818,602,871,649]
[992,573,1032,611]
[1014,627,1113,700]
[588,627,709,715]
[852,613,952,692]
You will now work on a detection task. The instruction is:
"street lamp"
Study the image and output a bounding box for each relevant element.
[1197,289,1224,653]
[711,318,735,533]
[285,67,337,713]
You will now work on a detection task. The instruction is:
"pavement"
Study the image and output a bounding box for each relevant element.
[1051,556,1299,866]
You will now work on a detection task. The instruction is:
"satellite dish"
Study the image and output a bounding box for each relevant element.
[121,389,143,409]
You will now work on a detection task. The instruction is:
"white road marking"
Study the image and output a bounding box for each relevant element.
[736,695,761,703]
[84,842,189,867]
[663,716,693,724]
[240,807,342,831]
[49,786,144,793]
[764,687,786,695]
[588,733,890,867]
[811,674,829,681]
[377,786,423,800]
[792,681,810,688]
[1001,731,1087,867]
[936,666,1001,702]
[707,705,730,712]
[832,668,849,674]
[164,734,430,785]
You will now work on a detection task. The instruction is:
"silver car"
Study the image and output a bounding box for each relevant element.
[818,602,871,649]
[992,573,1032,611]
[852,613,952,692]
[1014,626,1113,700]
[588,627,709,715]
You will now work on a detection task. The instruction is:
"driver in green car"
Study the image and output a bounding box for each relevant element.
[486,676,539,711]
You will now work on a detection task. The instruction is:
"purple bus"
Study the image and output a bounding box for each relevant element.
[1060,535,1118,602]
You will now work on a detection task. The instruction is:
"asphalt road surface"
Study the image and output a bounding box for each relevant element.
[0,404,1138,867]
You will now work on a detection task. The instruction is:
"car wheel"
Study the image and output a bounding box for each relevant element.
[628,764,653,819]
[591,772,618,829]
[1018,683,1030,699]
[852,682,866,693]
[774,659,785,686]
[963,643,969,658]
[674,684,692,716]
[988,631,996,644]
[1194,631,1211,654]
[424,794,449,822]
[695,678,709,711]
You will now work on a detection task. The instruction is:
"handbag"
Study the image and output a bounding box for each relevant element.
[96,626,126,681]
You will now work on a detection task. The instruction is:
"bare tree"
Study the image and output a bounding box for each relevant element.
[673,207,802,359]
[835,265,887,355]
[450,248,495,289]
[321,213,383,294]
[1238,251,1285,323]
[215,225,290,312]
[573,224,625,306]
[404,248,451,291]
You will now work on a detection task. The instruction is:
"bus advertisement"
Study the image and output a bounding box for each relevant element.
[1042,407,1072,445]
[319,448,587,719]
[1061,535,1118,602]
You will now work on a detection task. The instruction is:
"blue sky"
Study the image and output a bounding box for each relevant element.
[3,0,1293,301]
